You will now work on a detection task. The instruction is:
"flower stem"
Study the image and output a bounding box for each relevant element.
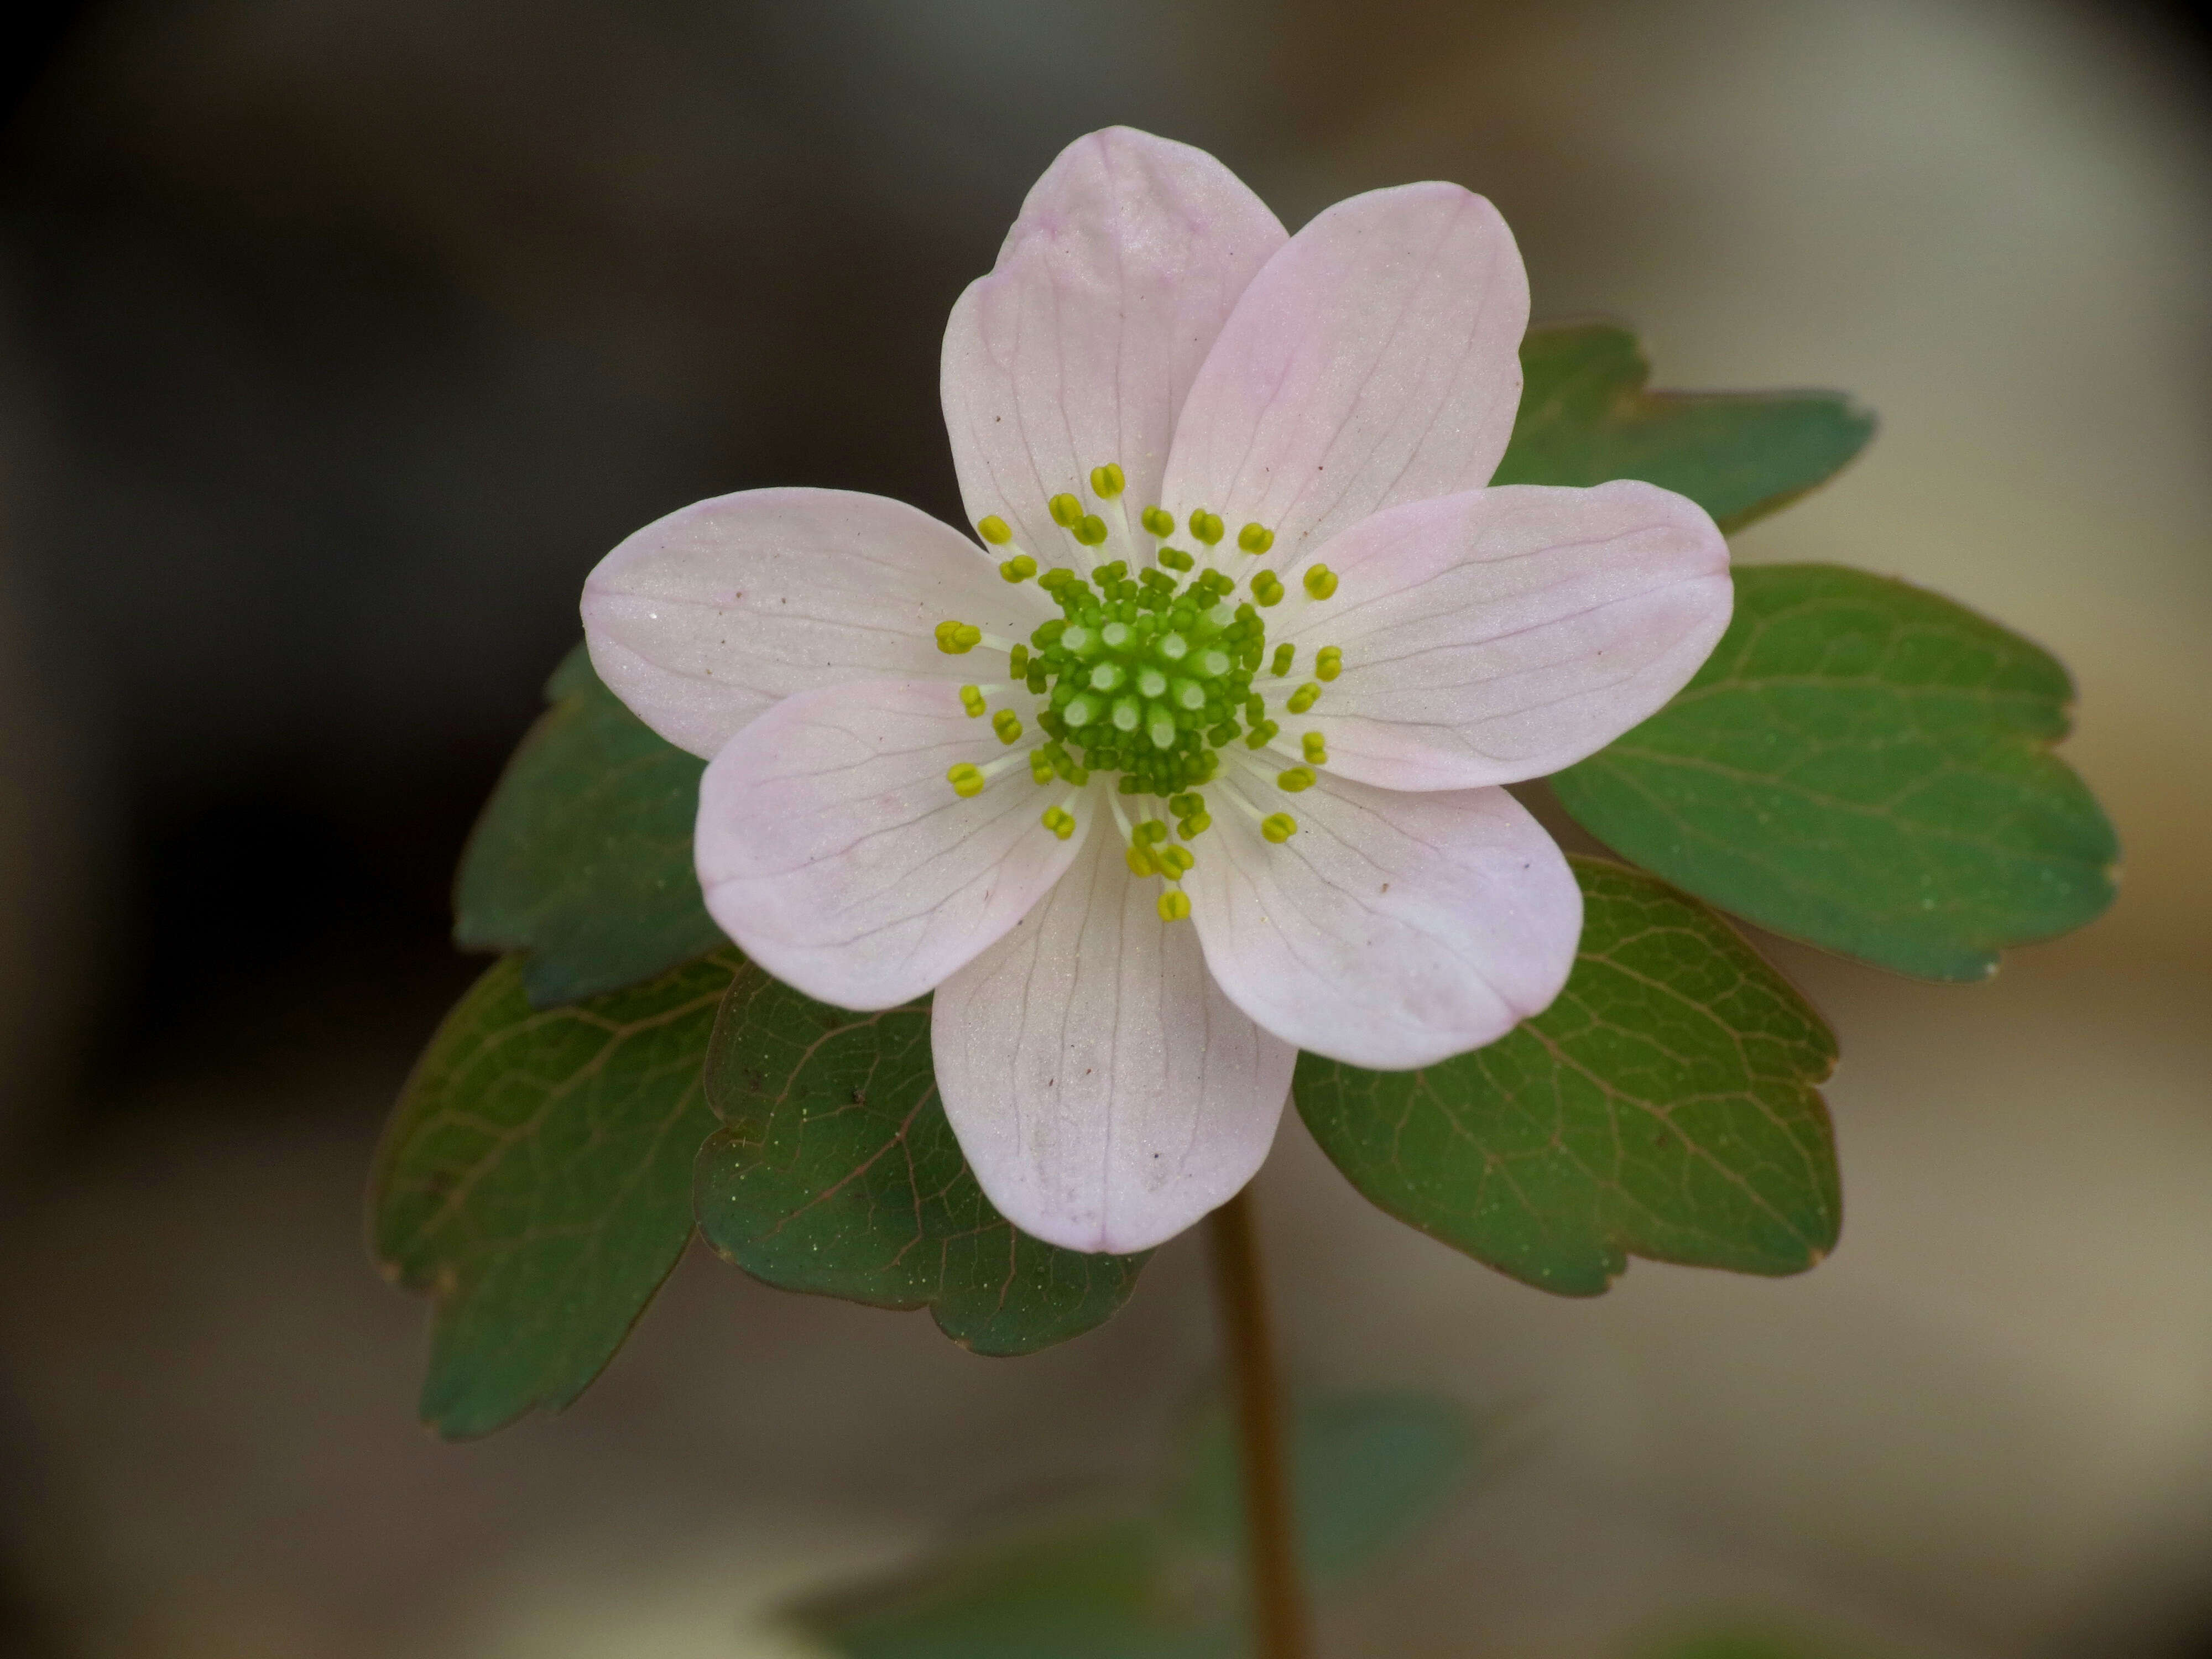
[1208,1185,1311,1659]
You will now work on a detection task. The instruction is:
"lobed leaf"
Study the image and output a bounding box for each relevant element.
[1495,322,1874,531]
[371,951,740,1437]
[792,1392,1477,1658]
[1551,565,2120,980]
[1296,858,1839,1296]
[694,971,1145,1355]
[456,644,726,1006]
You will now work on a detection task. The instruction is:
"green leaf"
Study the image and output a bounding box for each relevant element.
[1551,565,2120,980]
[1164,1394,1478,1583]
[1495,322,1875,531]
[1296,858,1839,1297]
[370,951,739,1437]
[792,1393,1477,1659]
[455,644,726,1007]
[693,970,1146,1355]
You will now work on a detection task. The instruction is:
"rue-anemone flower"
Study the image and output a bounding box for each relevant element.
[582,127,1731,1255]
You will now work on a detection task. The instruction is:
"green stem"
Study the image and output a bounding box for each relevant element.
[1208,1186,1311,1659]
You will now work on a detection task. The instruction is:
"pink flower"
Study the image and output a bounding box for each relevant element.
[582,128,1730,1254]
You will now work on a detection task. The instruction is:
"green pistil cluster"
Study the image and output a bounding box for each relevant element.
[940,467,1350,920]
[1023,560,1265,797]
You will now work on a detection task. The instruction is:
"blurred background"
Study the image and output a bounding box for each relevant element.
[1,0,2209,1653]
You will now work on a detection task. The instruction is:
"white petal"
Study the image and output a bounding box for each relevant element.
[941,127,1287,570]
[1186,764,1580,1071]
[694,679,1084,1009]
[582,487,1050,758]
[1161,182,1530,562]
[933,826,1295,1254]
[1277,481,1733,789]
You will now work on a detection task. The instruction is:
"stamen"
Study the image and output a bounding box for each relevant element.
[1074,514,1109,547]
[959,685,987,718]
[1286,682,1320,713]
[1090,463,1126,498]
[1261,812,1298,844]
[946,752,1024,799]
[1250,571,1285,607]
[1157,546,1194,573]
[1301,732,1327,765]
[1314,646,1344,681]
[1141,506,1175,538]
[935,620,984,655]
[1237,522,1275,555]
[1190,509,1225,546]
[1041,804,1077,840]
[1000,554,1038,582]
[1277,766,1316,792]
[1157,890,1192,921]
[1301,564,1338,599]
[994,709,1024,745]
[978,515,1014,545]
[1049,493,1083,528]
[1269,643,1295,677]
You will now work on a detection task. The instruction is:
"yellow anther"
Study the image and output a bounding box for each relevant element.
[1157,546,1194,573]
[1261,812,1297,844]
[1177,811,1212,839]
[1009,644,1030,678]
[1269,643,1295,677]
[1250,571,1284,607]
[1090,463,1126,498]
[1277,766,1316,792]
[1000,554,1037,582]
[947,763,987,798]
[1141,506,1175,538]
[1074,514,1109,546]
[1029,749,1057,785]
[1134,820,1169,846]
[1157,844,1194,875]
[993,709,1024,745]
[1302,564,1338,599]
[1157,890,1192,922]
[1302,732,1328,765]
[978,515,1013,545]
[958,685,987,718]
[1314,645,1343,681]
[1041,806,1076,839]
[1237,522,1275,555]
[1286,682,1320,713]
[935,619,983,655]
[1190,509,1224,545]
[1126,843,1159,877]
[1048,493,1083,528]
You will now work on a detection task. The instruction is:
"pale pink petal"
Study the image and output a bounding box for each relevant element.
[1160,183,1530,563]
[694,680,1084,1010]
[1274,481,1732,790]
[941,127,1287,568]
[932,827,1296,1254]
[1185,764,1579,1071]
[582,488,1051,759]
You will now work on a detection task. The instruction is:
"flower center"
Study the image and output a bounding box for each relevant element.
[934,462,1347,920]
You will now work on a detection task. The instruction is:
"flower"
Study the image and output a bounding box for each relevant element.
[582,128,1731,1254]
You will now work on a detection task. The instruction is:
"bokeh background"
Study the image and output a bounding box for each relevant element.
[2,1,2209,1654]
